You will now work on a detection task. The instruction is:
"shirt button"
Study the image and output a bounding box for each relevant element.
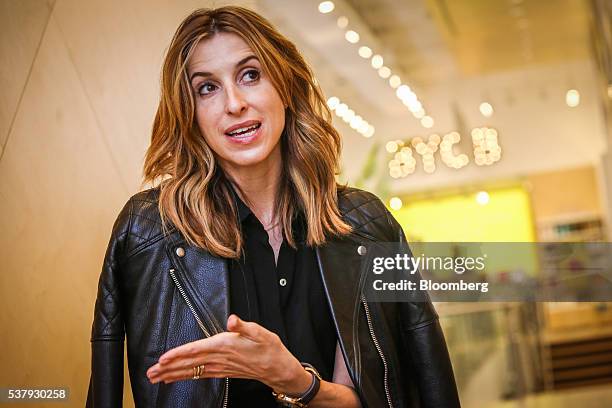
[279,278,287,287]
[176,247,185,257]
[357,245,367,255]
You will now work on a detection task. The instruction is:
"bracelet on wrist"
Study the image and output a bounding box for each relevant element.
[272,362,322,407]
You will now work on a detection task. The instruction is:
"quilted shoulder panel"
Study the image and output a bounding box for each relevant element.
[337,186,397,241]
[113,187,165,261]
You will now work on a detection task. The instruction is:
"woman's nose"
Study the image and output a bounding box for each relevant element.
[225,85,248,115]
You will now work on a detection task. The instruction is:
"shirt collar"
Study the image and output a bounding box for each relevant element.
[229,183,306,242]
[228,184,252,223]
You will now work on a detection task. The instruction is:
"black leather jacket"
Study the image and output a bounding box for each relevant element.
[86,186,460,407]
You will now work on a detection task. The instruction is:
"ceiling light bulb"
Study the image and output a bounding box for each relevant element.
[335,103,348,116]
[371,54,384,69]
[336,16,348,28]
[327,96,339,110]
[318,1,335,14]
[389,75,401,88]
[385,141,399,153]
[345,30,360,44]
[389,197,403,210]
[566,89,580,107]
[413,109,425,119]
[358,46,372,58]
[395,85,412,100]
[378,66,391,79]
[476,191,490,205]
[479,102,494,117]
[421,116,434,129]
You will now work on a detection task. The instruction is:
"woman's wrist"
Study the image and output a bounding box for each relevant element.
[269,359,313,396]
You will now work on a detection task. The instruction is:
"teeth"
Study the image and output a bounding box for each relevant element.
[228,123,259,135]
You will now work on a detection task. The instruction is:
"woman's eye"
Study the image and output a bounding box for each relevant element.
[198,83,217,95]
[242,69,260,83]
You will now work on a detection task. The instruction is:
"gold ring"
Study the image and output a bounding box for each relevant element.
[192,364,205,380]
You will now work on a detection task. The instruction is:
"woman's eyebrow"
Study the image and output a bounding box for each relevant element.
[189,55,259,82]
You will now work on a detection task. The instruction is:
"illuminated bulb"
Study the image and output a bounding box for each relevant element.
[336,16,348,28]
[421,116,434,129]
[413,109,425,119]
[364,125,375,138]
[385,141,399,153]
[335,103,348,116]
[389,167,402,178]
[327,96,339,110]
[378,66,391,79]
[389,197,403,211]
[343,109,355,122]
[318,1,335,14]
[407,100,423,113]
[397,151,410,162]
[358,46,372,58]
[371,54,384,69]
[358,121,369,134]
[566,89,580,107]
[415,142,428,155]
[476,191,490,205]
[345,30,360,44]
[395,85,412,100]
[479,102,494,117]
[389,75,401,88]
[350,115,363,129]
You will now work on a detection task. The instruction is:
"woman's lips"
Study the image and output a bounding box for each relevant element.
[225,123,262,145]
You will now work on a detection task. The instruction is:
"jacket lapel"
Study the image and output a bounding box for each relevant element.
[165,231,229,335]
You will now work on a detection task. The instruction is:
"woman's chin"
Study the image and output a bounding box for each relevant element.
[220,151,275,170]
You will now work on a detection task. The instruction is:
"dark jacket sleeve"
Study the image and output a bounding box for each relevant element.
[86,199,133,407]
[386,209,462,408]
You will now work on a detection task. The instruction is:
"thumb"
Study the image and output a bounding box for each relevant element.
[227,314,260,340]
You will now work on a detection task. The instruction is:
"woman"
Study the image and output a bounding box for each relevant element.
[86,6,460,408]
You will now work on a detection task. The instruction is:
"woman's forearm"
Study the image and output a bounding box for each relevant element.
[309,381,361,407]
[271,357,361,408]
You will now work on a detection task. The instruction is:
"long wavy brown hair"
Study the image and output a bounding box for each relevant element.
[143,6,351,258]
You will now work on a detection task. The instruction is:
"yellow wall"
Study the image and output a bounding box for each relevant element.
[390,186,538,276]
[391,186,535,242]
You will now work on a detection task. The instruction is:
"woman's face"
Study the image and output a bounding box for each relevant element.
[187,32,286,173]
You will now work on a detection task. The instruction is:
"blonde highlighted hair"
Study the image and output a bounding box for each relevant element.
[143,6,351,258]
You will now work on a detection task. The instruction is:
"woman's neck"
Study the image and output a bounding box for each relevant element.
[222,148,282,228]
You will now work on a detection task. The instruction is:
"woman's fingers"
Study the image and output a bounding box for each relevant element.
[150,363,244,384]
[158,332,240,364]
[226,314,264,341]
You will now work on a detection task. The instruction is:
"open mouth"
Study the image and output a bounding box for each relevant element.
[225,122,261,138]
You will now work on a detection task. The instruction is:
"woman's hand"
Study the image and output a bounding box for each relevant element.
[146,314,312,395]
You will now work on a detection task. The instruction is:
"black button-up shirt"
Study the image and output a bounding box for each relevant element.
[227,193,337,406]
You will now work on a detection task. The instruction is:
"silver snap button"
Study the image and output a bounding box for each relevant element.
[279,278,287,287]
[357,245,367,255]
[176,247,185,257]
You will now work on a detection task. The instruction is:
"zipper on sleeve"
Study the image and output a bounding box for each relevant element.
[362,296,394,408]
